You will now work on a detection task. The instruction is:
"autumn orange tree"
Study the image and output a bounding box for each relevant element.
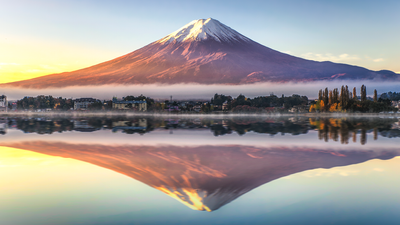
[310,85,394,113]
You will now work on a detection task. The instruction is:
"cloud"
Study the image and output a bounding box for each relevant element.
[0,62,19,69]
[301,53,360,62]
[372,58,384,62]
[301,168,360,177]
[302,54,388,65]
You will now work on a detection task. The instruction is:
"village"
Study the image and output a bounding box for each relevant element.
[0,93,312,113]
[0,87,399,114]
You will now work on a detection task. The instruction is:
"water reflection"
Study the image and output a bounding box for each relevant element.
[2,140,399,212]
[310,118,400,145]
[0,117,7,135]
[1,116,399,144]
[2,115,400,222]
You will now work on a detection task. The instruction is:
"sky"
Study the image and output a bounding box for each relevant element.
[1,0,399,84]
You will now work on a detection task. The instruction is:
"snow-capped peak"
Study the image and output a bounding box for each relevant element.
[158,18,252,44]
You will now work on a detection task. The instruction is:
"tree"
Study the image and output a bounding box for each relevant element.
[361,85,367,102]
[324,88,329,110]
[231,94,251,107]
[353,87,357,100]
[212,94,230,107]
[373,89,378,102]
[319,100,325,111]
[333,88,339,103]
[318,89,323,101]
[340,85,345,107]
[201,103,210,113]
[379,92,400,101]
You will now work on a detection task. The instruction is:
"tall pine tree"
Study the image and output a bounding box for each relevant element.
[361,85,367,102]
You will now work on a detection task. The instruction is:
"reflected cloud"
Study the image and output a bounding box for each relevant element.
[301,168,361,178]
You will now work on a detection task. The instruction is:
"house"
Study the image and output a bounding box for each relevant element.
[392,101,400,109]
[193,105,202,112]
[289,106,308,113]
[74,98,97,110]
[112,98,147,111]
[0,95,7,112]
[222,101,229,111]
[288,107,297,113]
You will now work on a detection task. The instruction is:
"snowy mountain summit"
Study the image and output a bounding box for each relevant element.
[158,18,251,44]
[4,17,398,88]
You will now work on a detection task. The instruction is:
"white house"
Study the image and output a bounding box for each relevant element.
[74,98,97,110]
[112,98,147,111]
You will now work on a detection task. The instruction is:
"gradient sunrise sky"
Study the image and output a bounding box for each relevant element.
[1,0,399,84]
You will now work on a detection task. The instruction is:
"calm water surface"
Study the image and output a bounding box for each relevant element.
[1,116,400,225]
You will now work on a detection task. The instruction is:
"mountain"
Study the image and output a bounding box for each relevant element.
[3,18,399,88]
[3,141,399,211]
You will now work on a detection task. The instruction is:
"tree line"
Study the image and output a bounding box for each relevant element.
[210,93,308,112]
[17,96,74,111]
[379,91,400,101]
[309,85,396,113]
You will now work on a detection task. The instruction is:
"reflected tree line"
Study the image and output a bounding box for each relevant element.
[3,117,400,144]
[309,117,399,145]
[3,116,313,136]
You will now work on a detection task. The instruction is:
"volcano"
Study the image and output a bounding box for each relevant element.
[3,18,399,88]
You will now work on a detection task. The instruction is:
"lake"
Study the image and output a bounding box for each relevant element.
[1,115,400,225]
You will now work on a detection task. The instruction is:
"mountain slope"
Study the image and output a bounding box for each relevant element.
[3,18,399,88]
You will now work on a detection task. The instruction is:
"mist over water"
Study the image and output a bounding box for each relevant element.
[2,80,399,100]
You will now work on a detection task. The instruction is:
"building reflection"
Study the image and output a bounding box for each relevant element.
[0,117,8,135]
[2,116,399,144]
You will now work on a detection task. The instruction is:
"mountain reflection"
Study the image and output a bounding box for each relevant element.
[2,116,399,144]
[2,141,399,211]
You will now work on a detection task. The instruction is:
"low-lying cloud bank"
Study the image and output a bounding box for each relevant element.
[2,80,399,100]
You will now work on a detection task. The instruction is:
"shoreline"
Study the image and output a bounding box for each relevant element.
[0,111,399,118]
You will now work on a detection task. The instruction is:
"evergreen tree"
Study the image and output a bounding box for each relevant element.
[340,85,345,107]
[361,85,367,102]
[318,89,323,101]
[324,88,329,111]
[373,89,378,102]
[353,87,357,100]
[333,88,339,103]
